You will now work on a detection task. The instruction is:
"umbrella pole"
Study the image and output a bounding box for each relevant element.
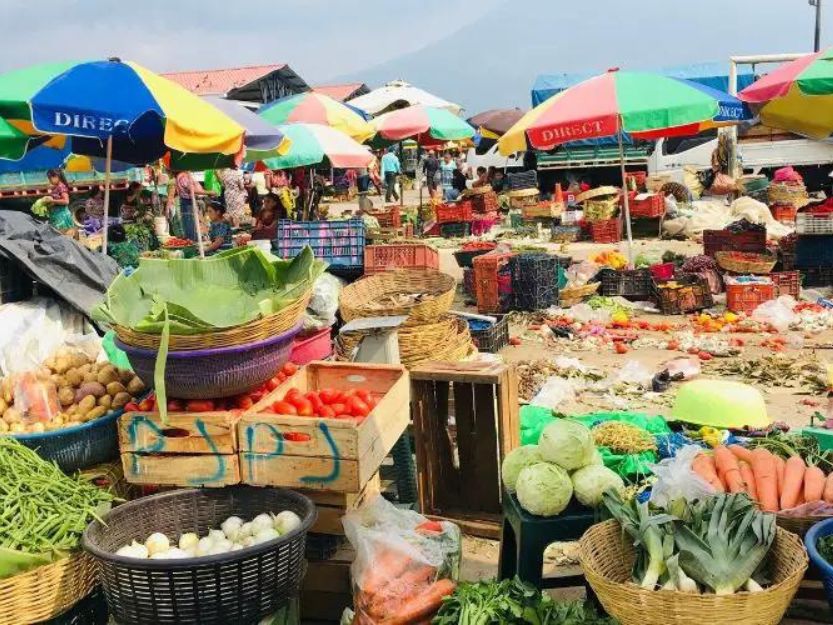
[617,122,634,267]
[190,183,205,259]
[101,136,113,255]
[399,141,404,207]
[418,145,423,209]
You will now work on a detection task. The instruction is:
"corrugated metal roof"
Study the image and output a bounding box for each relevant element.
[311,83,369,102]
[162,64,288,96]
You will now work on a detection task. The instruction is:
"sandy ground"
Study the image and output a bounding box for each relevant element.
[328,189,832,624]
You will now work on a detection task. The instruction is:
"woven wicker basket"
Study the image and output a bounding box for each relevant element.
[768,182,809,208]
[715,251,777,275]
[0,553,97,625]
[559,282,600,307]
[777,512,833,537]
[114,291,310,351]
[508,188,540,209]
[579,520,807,625]
[584,198,619,222]
[339,270,456,324]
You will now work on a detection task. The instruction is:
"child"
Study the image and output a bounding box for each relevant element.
[206,201,232,253]
[44,169,74,233]
[252,194,283,241]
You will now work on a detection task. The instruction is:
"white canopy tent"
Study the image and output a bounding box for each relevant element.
[350,80,462,117]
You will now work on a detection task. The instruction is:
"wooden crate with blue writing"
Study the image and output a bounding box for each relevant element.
[118,410,241,487]
[239,362,409,493]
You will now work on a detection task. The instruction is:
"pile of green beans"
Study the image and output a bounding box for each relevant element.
[0,438,114,553]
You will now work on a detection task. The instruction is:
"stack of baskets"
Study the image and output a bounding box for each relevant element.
[336,270,474,367]
[768,181,809,209]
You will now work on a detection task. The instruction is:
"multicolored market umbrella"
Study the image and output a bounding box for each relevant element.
[370,105,474,144]
[739,48,833,139]
[498,70,750,262]
[0,58,247,257]
[468,108,526,138]
[259,93,374,143]
[260,123,372,169]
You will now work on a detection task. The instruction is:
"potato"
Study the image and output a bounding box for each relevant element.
[83,372,97,383]
[96,366,118,386]
[126,377,146,396]
[57,386,75,407]
[0,420,8,433]
[77,394,97,413]
[112,392,131,409]
[65,368,83,388]
[9,423,25,433]
[0,397,7,415]
[2,408,22,424]
[65,420,82,428]
[98,395,112,410]
[53,414,65,426]
[83,406,107,422]
[118,368,134,384]
[106,382,126,396]
[78,363,91,375]
[44,355,57,371]
[70,352,90,369]
[53,356,71,375]
[75,383,105,403]
[0,379,10,405]
[27,422,45,433]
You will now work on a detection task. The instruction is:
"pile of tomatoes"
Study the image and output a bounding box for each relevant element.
[163,237,194,248]
[266,386,378,422]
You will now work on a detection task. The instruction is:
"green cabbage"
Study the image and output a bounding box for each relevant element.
[571,465,625,507]
[501,445,543,493]
[539,419,595,471]
[515,463,573,516]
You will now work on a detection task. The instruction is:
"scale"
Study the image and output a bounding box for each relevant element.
[339,315,407,365]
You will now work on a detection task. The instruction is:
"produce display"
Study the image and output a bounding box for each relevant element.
[0,348,145,433]
[604,490,775,594]
[114,510,302,559]
[433,578,615,625]
[592,249,627,270]
[161,236,193,248]
[264,385,378,421]
[0,438,114,578]
[501,419,624,516]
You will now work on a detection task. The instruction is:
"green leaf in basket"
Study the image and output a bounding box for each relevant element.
[0,547,55,579]
[155,299,170,425]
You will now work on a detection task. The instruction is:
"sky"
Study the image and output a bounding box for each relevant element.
[0,0,827,112]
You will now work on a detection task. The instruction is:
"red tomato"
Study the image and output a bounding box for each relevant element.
[282,362,298,376]
[330,403,347,415]
[347,397,370,418]
[698,351,713,361]
[318,405,336,418]
[272,401,297,415]
[167,399,184,412]
[186,399,215,412]
[276,371,287,383]
[283,432,312,442]
[295,399,315,417]
[285,387,302,400]
[265,377,281,392]
[509,337,522,346]
[319,388,339,404]
[614,342,628,354]
[335,414,355,420]
[236,395,254,410]
[124,402,140,412]
[366,396,379,409]
[355,389,372,403]
[138,397,156,412]
[341,389,358,400]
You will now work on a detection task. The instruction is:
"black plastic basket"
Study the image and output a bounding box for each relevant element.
[468,315,510,352]
[652,275,714,315]
[12,407,123,473]
[82,486,316,625]
[440,222,471,238]
[509,254,559,311]
[597,268,653,301]
[453,247,493,268]
[37,587,109,625]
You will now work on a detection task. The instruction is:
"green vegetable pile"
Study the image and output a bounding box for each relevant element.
[0,438,114,578]
[817,534,833,566]
[432,577,616,625]
[586,296,630,318]
[603,491,775,594]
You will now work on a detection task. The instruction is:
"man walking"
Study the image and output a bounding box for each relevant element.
[381,147,401,203]
[422,149,440,197]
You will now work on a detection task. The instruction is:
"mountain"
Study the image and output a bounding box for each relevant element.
[330,0,819,114]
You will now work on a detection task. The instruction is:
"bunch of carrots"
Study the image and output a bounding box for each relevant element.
[692,444,833,512]
[353,536,457,624]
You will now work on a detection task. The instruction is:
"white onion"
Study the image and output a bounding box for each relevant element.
[251,513,273,535]
[238,522,254,538]
[207,529,226,544]
[241,536,255,547]
[208,539,233,555]
[116,544,146,558]
[253,527,280,545]
[151,547,189,559]
[230,543,244,551]
[130,541,149,559]
[221,516,244,540]
[195,537,214,556]
[178,533,199,553]
[145,533,170,556]
[273,511,302,535]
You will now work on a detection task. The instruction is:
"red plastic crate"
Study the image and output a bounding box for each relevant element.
[363,243,439,274]
[627,193,665,218]
[368,205,401,228]
[471,214,499,236]
[703,229,767,257]
[649,262,675,281]
[589,218,622,244]
[771,270,800,298]
[435,202,473,224]
[770,204,797,224]
[726,281,776,315]
[473,252,514,314]
[290,328,332,364]
[626,171,647,190]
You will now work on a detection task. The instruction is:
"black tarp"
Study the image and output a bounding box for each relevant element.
[0,211,117,318]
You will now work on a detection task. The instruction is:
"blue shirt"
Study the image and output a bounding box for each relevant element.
[439,161,456,189]
[208,220,232,245]
[381,152,401,176]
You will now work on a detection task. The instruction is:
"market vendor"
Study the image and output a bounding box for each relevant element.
[473,166,490,189]
[439,152,457,200]
[43,169,75,234]
[491,169,507,193]
[169,170,215,241]
[120,182,144,223]
[206,201,232,253]
[84,186,105,220]
[106,224,140,268]
[251,194,283,240]
[217,166,247,227]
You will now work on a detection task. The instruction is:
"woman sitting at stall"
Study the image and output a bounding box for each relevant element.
[206,201,232,253]
[120,182,144,223]
[43,169,75,234]
[85,186,105,220]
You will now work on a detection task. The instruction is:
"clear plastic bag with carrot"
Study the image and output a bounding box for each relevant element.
[343,495,461,625]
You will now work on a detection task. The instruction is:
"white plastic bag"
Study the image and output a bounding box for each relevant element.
[649,445,715,507]
[615,360,653,387]
[529,377,576,409]
[751,296,797,332]
[305,273,345,331]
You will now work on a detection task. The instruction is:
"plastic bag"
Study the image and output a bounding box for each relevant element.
[12,372,59,423]
[520,405,556,445]
[305,272,345,331]
[649,445,715,507]
[529,377,575,410]
[615,360,653,387]
[751,296,797,332]
[343,496,461,624]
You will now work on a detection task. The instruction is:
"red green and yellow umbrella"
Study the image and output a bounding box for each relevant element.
[259,92,374,143]
[739,49,833,139]
[370,105,474,144]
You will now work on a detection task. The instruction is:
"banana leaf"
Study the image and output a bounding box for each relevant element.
[0,547,55,579]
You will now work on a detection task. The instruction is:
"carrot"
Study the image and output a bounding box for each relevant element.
[780,455,807,510]
[692,453,725,492]
[823,473,833,503]
[729,444,754,464]
[739,461,758,501]
[804,465,826,503]
[380,578,456,625]
[359,549,412,597]
[775,456,786,499]
[713,446,745,493]
[367,565,434,617]
[751,448,778,512]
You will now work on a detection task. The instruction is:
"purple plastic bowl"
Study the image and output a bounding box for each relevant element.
[116,322,303,399]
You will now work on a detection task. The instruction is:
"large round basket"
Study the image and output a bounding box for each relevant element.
[339,269,456,325]
[779,512,833,537]
[114,291,310,351]
[715,251,777,275]
[11,407,123,473]
[116,323,302,399]
[0,553,97,625]
[82,486,316,625]
[579,520,807,625]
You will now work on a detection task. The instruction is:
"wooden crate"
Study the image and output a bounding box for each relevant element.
[239,362,410,493]
[302,545,355,622]
[302,473,380,535]
[119,410,241,487]
[410,361,520,539]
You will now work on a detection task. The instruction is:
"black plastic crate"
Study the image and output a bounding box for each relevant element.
[795,235,833,267]
[597,268,653,301]
[453,247,494,268]
[273,219,365,268]
[440,222,471,238]
[468,314,510,352]
[802,266,833,288]
[509,253,559,311]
